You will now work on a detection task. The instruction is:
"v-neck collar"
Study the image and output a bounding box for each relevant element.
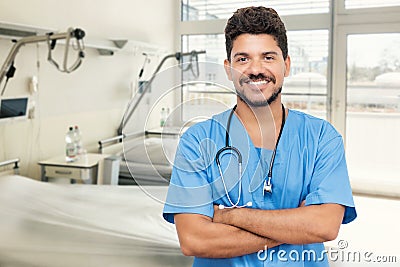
[229,108,290,152]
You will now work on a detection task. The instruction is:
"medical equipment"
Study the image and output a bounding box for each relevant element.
[0,96,29,121]
[117,50,206,135]
[138,52,151,79]
[0,27,85,96]
[179,50,201,78]
[217,104,286,209]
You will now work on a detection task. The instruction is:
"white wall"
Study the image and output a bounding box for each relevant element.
[0,0,178,179]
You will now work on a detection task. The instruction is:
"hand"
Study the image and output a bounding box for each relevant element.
[213,204,229,224]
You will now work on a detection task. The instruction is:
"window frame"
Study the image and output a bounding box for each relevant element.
[338,0,400,13]
[332,0,400,135]
[176,1,333,121]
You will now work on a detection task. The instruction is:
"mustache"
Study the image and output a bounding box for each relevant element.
[239,74,276,86]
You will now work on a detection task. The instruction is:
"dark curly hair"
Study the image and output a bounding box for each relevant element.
[224,6,288,61]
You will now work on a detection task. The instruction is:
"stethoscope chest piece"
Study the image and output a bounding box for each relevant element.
[263,180,272,196]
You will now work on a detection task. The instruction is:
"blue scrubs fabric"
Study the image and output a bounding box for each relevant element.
[163,109,357,267]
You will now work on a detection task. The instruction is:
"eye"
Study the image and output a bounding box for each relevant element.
[236,57,248,63]
[265,55,275,61]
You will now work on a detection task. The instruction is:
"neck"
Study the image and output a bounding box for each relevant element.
[235,96,284,149]
[235,96,283,126]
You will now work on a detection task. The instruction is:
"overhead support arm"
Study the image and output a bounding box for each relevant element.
[117,50,206,135]
[0,27,85,96]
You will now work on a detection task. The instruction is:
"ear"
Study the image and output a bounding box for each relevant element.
[224,59,233,81]
[284,55,291,77]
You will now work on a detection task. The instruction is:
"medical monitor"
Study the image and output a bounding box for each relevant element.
[0,96,29,120]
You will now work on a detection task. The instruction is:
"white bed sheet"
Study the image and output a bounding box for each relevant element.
[3,175,398,267]
[0,175,193,267]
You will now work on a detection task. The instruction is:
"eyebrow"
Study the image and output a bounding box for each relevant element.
[232,51,279,58]
[262,51,279,56]
[232,52,249,59]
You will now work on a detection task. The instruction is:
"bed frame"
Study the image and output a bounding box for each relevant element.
[0,158,20,175]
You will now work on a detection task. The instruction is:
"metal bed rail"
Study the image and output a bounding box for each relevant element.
[98,131,144,153]
[98,128,183,153]
[0,158,20,174]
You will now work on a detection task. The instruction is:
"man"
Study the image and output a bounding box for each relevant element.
[163,6,356,266]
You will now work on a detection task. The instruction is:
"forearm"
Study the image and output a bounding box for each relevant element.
[214,204,344,245]
[174,213,281,258]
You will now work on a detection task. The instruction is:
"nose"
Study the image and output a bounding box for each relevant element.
[246,58,264,76]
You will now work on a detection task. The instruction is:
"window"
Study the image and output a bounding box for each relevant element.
[345,0,400,9]
[283,30,329,119]
[180,1,331,121]
[181,0,329,21]
[181,30,330,120]
[346,33,400,191]
[347,34,400,113]
[181,34,236,121]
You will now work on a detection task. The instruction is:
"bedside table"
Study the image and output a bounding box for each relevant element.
[38,153,107,184]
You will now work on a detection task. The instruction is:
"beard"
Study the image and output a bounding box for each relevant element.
[236,87,282,107]
[235,73,282,107]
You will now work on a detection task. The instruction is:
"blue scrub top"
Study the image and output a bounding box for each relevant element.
[163,109,357,267]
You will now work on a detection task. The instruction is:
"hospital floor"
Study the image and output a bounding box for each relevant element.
[327,195,400,266]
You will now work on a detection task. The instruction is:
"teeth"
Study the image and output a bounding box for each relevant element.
[248,80,268,85]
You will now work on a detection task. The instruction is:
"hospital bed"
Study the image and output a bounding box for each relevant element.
[1,159,399,266]
[99,129,180,185]
[0,159,193,267]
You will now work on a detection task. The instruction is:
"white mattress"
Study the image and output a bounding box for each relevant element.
[0,175,193,267]
[3,175,398,267]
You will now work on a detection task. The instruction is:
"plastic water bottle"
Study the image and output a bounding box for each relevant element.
[74,125,83,157]
[65,126,77,162]
[160,107,167,127]
[165,107,171,127]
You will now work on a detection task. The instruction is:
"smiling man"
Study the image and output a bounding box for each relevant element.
[163,6,356,266]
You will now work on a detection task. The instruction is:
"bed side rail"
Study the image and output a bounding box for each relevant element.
[0,158,20,175]
[98,131,144,153]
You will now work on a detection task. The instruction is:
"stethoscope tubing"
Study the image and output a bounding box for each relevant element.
[216,104,286,208]
[217,158,242,208]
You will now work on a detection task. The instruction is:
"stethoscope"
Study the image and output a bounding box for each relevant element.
[216,104,286,209]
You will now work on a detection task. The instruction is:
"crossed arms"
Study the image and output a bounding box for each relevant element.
[174,203,345,258]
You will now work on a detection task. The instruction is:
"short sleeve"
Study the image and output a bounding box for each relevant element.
[305,125,357,224]
[163,130,214,224]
